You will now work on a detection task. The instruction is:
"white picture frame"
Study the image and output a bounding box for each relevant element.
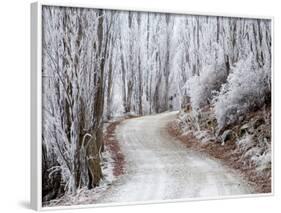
[31,1,274,211]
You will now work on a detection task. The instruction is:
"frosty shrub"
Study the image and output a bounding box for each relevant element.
[185,43,229,110]
[187,63,228,110]
[236,133,271,172]
[214,54,271,128]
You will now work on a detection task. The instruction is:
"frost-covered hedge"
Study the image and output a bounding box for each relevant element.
[213,55,271,128]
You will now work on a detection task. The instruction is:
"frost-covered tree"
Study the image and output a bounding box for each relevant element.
[42,6,114,201]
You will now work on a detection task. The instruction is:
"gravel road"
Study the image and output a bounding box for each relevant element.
[97,111,252,204]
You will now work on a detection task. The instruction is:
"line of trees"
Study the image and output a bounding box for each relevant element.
[42,5,271,203]
[42,7,110,201]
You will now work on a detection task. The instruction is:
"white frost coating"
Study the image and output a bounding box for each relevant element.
[95,112,252,203]
[236,134,271,172]
[213,54,271,128]
[45,146,116,206]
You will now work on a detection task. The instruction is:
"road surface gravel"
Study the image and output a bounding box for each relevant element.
[97,111,252,203]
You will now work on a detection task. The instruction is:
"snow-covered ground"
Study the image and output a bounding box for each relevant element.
[96,111,253,204]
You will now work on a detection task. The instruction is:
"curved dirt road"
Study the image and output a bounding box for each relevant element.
[97,111,252,203]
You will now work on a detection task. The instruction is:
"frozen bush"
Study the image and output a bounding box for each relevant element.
[236,134,271,172]
[186,63,228,110]
[236,133,253,151]
[214,54,271,128]
[186,43,228,110]
[251,148,271,172]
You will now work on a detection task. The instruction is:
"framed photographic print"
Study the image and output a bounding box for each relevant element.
[31,1,273,210]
